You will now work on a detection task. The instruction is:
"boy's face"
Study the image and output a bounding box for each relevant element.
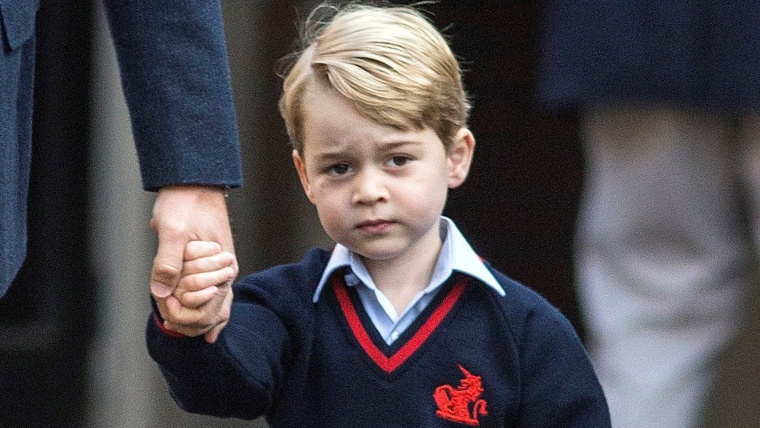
[292,85,474,265]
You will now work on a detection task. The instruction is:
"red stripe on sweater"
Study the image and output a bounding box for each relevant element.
[153,313,187,338]
[333,276,469,373]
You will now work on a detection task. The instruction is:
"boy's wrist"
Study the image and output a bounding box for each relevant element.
[150,297,188,338]
[152,312,188,338]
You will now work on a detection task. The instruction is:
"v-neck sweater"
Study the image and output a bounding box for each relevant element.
[314,217,505,345]
[147,248,610,427]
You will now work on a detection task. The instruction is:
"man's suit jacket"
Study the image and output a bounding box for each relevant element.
[0,0,243,295]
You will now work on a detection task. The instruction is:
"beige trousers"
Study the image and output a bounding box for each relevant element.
[578,107,760,428]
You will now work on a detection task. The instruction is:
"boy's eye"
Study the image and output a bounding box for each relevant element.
[388,156,410,167]
[328,163,351,175]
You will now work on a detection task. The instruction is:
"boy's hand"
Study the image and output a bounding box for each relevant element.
[154,241,235,343]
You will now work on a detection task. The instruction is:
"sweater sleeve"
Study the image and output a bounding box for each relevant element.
[146,297,290,419]
[102,0,242,190]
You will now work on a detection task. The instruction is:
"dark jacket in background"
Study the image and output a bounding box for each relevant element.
[537,0,760,111]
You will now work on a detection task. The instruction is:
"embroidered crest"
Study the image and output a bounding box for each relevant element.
[433,364,488,426]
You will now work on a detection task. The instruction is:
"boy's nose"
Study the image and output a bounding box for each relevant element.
[351,169,389,205]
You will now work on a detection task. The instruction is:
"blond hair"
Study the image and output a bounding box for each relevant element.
[278,2,471,154]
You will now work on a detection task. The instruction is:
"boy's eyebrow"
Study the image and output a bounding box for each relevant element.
[314,139,422,163]
[379,139,422,149]
[313,139,423,161]
[313,151,345,163]
[369,139,428,154]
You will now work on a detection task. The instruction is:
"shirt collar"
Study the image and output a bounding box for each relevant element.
[312,217,505,302]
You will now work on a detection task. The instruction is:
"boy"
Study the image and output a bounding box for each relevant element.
[147,3,611,427]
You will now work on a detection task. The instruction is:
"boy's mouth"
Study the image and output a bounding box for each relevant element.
[356,219,394,234]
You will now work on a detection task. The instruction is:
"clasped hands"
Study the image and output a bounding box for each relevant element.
[154,241,235,343]
[149,185,237,343]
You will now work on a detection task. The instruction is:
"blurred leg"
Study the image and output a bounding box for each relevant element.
[577,106,750,428]
[700,114,760,426]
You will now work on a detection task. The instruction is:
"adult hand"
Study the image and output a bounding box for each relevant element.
[150,185,238,342]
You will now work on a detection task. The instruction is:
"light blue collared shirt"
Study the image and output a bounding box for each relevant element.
[313,217,505,344]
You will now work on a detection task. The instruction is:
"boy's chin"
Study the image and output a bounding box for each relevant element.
[351,246,407,264]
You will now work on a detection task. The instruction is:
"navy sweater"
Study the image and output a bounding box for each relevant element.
[147,248,610,427]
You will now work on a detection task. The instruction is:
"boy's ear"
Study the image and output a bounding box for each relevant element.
[447,128,475,189]
[292,149,316,203]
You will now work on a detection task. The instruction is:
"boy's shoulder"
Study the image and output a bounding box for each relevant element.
[481,261,581,338]
[236,247,331,288]
[483,262,554,309]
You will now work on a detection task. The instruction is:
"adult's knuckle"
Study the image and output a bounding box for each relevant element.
[152,260,181,280]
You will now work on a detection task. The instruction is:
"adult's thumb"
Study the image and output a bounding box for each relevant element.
[151,239,184,298]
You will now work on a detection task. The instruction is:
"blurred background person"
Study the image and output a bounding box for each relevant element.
[538,1,760,427]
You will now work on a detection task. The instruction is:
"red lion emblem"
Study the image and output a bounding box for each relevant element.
[433,364,488,426]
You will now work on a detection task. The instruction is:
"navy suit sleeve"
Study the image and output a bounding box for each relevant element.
[102,0,242,190]
[516,302,611,427]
